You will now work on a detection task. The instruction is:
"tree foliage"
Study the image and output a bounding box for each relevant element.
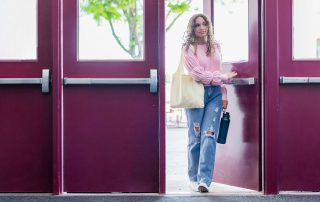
[80,0,192,59]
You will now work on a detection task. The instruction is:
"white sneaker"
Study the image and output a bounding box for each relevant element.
[198,182,209,193]
[189,181,199,192]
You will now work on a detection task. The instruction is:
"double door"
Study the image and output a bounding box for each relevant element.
[0,0,160,192]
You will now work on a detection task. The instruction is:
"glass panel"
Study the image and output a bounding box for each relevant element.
[214,0,249,63]
[293,0,320,60]
[78,0,144,60]
[0,0,37,60]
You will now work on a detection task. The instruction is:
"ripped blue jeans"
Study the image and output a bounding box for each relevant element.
[185,86,222,187]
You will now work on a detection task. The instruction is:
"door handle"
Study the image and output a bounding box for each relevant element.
[280,76,320,84]
[227,77,256,85]
[63,69,158,93]
[0,69,50,93]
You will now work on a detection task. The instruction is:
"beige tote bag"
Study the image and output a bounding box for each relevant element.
[170,48,204,108]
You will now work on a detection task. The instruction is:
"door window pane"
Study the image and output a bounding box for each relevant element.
[293,0,320,60]
[78,0,144,60]
[214,0,249,63]
[0,0,37,60]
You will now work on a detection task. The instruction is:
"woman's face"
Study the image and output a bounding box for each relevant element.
[194,16,208,39]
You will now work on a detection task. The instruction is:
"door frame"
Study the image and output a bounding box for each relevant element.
[51,0,270,195]
[52,0,63,195]
[159,0,166,194]
[263,0,279,195]
[164,0,264,194]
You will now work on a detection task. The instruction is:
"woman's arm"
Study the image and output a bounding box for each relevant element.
[183,46,228,85]
[221,84,227,101]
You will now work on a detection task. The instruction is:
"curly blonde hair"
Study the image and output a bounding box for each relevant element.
[184,13,215,56]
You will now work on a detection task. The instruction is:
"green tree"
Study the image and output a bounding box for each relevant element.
[80,0,192,59]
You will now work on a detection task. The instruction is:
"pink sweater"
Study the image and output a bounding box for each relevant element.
[183,43,228,100]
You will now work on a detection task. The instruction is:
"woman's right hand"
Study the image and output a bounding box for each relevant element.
[227,71,238,79]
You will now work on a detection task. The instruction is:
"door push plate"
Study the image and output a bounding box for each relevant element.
[149,69,158,93]
[41,69,50,93]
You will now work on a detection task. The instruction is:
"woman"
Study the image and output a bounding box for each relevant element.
[183,14,237,193]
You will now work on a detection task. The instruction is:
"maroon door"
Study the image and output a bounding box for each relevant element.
[0,0,52,192]
[213,0,261,190]
[278,0,320,191]
[62,0,160,192]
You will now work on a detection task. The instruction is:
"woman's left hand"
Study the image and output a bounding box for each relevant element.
[222,100,228,110]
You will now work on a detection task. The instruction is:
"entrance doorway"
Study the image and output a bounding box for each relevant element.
[165,0,262,194]
[0,0,262,194]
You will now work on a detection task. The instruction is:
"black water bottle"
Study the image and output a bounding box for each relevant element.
[217,111,230,144]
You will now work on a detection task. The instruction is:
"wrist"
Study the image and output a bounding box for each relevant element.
[222,73,229,81]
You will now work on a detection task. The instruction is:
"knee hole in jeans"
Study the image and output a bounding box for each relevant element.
[193,122,201,137]
[205,126,215,138]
